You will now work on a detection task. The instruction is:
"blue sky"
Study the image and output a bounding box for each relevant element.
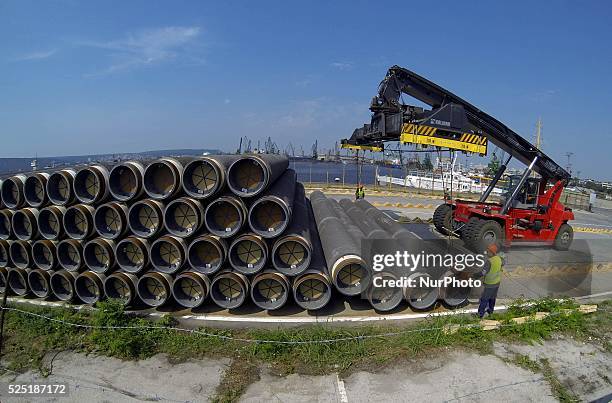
[1,1,611,179]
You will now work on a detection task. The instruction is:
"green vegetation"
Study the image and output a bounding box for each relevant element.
[0,297,608,402]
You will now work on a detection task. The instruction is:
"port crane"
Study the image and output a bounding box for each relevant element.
[343,66,574,251]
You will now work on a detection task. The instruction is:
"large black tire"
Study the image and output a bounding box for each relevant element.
[433,204,453,235]
[553,223,573,251]
[463,218,504,253]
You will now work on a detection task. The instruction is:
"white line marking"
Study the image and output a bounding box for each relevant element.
[337,373,349,403]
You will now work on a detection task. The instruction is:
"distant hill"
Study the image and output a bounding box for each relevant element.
[0,148,223,176]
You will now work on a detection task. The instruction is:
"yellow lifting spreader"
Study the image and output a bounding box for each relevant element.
[400,123,488,155]
[340,143,383,152]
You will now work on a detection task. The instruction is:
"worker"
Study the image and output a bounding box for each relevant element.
[477,243,504,318]
[359,186,365,199]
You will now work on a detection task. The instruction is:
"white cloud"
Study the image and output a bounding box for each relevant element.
[82,26,202,75]
[330,61,353,70]
[12,49,57,62]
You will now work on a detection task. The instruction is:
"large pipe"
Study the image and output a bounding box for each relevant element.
[251,270,290,311]
[116,236,149,274]
[74,165,110,204]
[310,191,367,296]
[83,238,116,273]
[32,240,58,270]
[0,267,7,294]
[63,204,96,240]
[403,272,439,311]
[57,239,85,272]
[50,270,79,302]
[24,172,50,208]
[143,157,184,200]
[150,235,188,274]
[46,169,76,206]
[226,154,289,198]
[164,197,205,238]
[204,195,247,238]
[210,271,249,309]
[94,201,129,239]
[11,207,39,240]
[38,205,66,240]
[172,271,211,308]
[439,270,470,309]
[137,271,173,307]
[271,183,312,276]
[1,175,27,209]
[75,271,107,304]
[247,169,296,238]
[338,199,389,240]
[187,234,227,275]
[128,199,165,238]
[0,240,12,268]
[292,199,331,310]
[182,155,240,199]
[367,272,404,312]
[8,267,30,296]
[228,233,268,275]
[108,161,145,202]
[9,240,32,269]
[28,268,53,299]
[104,272,139,306]
[0,210,13,239]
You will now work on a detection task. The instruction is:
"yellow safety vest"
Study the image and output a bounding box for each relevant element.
[484,255,502,285]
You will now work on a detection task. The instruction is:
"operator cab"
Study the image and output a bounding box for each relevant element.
[501,175,540,209]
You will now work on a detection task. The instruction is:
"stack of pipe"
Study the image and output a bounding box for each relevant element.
[0,153,469,313]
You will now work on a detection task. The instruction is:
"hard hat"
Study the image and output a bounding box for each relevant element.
[487,243,498,255]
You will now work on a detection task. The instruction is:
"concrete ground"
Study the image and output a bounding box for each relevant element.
[1,336,609,402]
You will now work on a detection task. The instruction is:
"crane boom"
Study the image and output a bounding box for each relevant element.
[344,66,570,182]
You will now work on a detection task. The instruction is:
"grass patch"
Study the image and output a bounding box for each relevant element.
[0,298,607,401]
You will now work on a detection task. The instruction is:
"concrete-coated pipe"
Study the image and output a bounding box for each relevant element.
[83,238,115,273]
[0,267,7,294]
[28,268,53,299]
[32,240,58,270]
[150,235,188,274]
[1,175,27,209]
[104,272,139,306]
[108,161,145,202]
[116,236,149,274]
[310,191,367,296]
[228,233,268,275]
[128,199,165,238]
[38,205,66,240]
[0,210,13,240]
[227,154,289,198]
[439,270,470,309]
[143,157,183,200]
[50,270,79,302]
[137,271,173,307]
[210,271,249,309]
[75,271,107,304]
[94,201,129,239]
[46,169,76,206]
[63,204,96,240]
[271,183,312,276]
[251,270,290,311]
[57,239,85,272]
[164,197,205,238]
[187,234,227,275]
[338,199,389,239]
[8,267,30,296]
[84,238,116,273]
[12,207,39,240]
[182,155,240,199]
[0,240,12,268]
[204,195,247,238]
[172,271,211,308]
[247,169,296,238]
[367,272,404,312]
[74,165,110,204]
[25,172,50,208]
[9,240,32,269]
[403,272,439,311]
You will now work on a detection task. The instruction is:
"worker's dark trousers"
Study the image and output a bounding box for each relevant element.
[478,285,500,317]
